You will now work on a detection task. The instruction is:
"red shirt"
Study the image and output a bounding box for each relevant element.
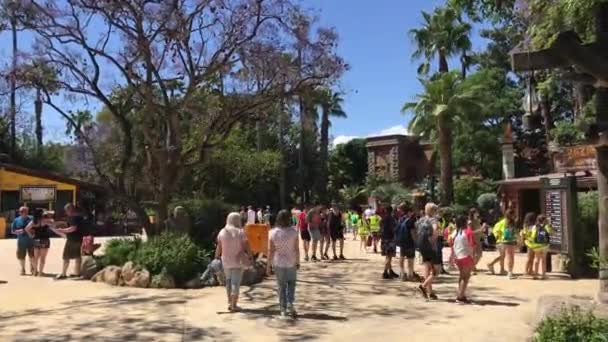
[297,211,307,231]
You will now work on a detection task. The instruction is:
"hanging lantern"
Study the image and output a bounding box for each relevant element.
[522,73,540,130]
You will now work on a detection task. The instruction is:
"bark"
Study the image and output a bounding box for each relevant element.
[319,104,330,204]
[298,95,308,204]
[439,51,449,74]
[278,104,287,209]
[437,114,454,206]
[596,87,608,303]
[461,51,468,79]
[35,88,43,153]
[10,15,17,158]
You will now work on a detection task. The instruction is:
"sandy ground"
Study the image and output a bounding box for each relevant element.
[0,235,598,342]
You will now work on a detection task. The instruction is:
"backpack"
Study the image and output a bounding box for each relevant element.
[534,224,550,244]
[503,225,515,242]
[396,217,410,246]
[416,217,434,249]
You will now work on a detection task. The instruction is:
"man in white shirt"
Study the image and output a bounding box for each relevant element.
[247,206,256,225]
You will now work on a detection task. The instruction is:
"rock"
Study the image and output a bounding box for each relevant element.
[121,261,138,283]
[150,269,176,289]
[125,269,151,288]
[241,259,267,286]
[91,266,122,286]
[184,275,202,289]
[80,256,100,280]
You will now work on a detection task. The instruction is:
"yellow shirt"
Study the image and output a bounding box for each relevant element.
[526,224,553,250]
[369,215,381,233]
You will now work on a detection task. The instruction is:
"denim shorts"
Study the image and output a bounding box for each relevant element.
[309,228,321,242]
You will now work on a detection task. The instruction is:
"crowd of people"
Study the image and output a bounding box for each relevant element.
[215,200,555,316]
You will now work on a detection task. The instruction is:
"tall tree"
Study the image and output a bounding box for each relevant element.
[409,6,472,75]
[403,71,481,205]
[317,88,346,203]
[25,0,345,233]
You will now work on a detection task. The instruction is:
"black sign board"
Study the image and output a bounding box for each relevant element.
[541,177,577,255]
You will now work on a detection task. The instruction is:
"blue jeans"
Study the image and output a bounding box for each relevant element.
[275,267,297,310]
[224,267,243,298]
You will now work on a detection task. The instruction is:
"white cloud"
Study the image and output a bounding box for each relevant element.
[332,135,358,147]
[372,124,409,137]
[331,124,410,148]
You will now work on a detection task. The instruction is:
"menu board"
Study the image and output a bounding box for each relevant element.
[544,190,564,251]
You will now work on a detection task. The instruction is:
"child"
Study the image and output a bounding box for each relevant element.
[520,212,537,276]
[530,215,552,280]
[452,215,475,304]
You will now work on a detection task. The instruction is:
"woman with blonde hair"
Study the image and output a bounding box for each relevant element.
[215,212,252,312]
[416,202,440,300]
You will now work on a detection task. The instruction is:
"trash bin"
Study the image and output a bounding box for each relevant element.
[0,217,6,238]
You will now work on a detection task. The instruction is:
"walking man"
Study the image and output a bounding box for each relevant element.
[54,204,84,280]
[12,206,34,275]
[298,205,311,261]
[328,204,346,260]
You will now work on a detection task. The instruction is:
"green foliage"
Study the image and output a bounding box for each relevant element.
[132,232,211,284]
[477,193,498,212]
[370,183,412,206]
[454,177,496,207]
[100,238,142,268]
[172,198,235,246]
[551,121,585,146]
[533,306,608,342]
[580,191,600,272]
[329,138,368,194]
[339,185,368,208]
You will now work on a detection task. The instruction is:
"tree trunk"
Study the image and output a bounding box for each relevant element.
[319,105,330,204]
[10,15,17,159]
[437,115,454,206]
[298,95,308,204]
[439,51,449,74]
[461,51,468,79]
[278,104,287,209]
[596,87,608,303]
[35,88,43,154]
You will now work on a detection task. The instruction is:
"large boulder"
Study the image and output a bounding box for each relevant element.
[125,269,151,288]
[91,266,122,286]
[121,261,138,283]
[80,256,100,280]
[184,275,202,289]
[150,269,176,289]
[536,295,608,325]
[241,259,267,286]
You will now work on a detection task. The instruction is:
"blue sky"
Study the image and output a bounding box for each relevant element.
[0,0,490,144]
[307,0,489,146]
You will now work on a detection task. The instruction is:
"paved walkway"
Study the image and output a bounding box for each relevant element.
[0,236,597,341]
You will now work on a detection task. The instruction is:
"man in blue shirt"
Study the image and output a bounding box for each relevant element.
[11,206,34,275]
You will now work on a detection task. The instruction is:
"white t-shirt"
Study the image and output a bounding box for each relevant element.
[270,227,299,268]
[247,210,256,224]
[452,230,473,259]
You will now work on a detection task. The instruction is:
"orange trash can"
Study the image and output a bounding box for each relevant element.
[0,217,6,238]
[244,224,270,256]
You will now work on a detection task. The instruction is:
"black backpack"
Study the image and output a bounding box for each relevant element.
[534,224,550,244]
[396,217,410,245]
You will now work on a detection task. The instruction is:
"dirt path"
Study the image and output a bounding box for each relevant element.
[0,236,597,341]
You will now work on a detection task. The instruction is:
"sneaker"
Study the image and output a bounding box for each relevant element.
[333,255,339,261]
[382,272,391,279]
[389,270,399,278]
[339,255,346,260]
[429,292,438,300]
[55,274,67,281]
[304,256,309,262]
[311,256,318,262]
[487,263,495,275]
[456,297,466,305]
[279,310,289,320]
[508,272,516,280]
[324,254,330,260]
[287,304,297,318]
[400,273,408,282]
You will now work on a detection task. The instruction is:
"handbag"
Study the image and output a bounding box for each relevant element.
[239,250,253,268]
[366,235,373,247]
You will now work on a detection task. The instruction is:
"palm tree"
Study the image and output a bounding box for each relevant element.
[410,6,472,75]
[317,88,346,203]
[402,71,481,205]
[339,185,367,207]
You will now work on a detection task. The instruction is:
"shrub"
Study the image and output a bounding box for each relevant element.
[534,306,608,342]
[454,176,496,207]
[100,238,141,267]
[132,232,211,284]
[579,191,600,275]
[477,193,498,212]
[551,121,585,146]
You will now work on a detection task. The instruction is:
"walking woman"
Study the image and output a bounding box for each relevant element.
[452,215,475,304]
[417,203,440,300]
[267,210,300,318]
[520,212,537,276]
[356,208,369,251]
[25,209,53,276]
[468,208,484,272]
[487,209,518,279]
[529,215,552,279]
[215,212,252,312]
